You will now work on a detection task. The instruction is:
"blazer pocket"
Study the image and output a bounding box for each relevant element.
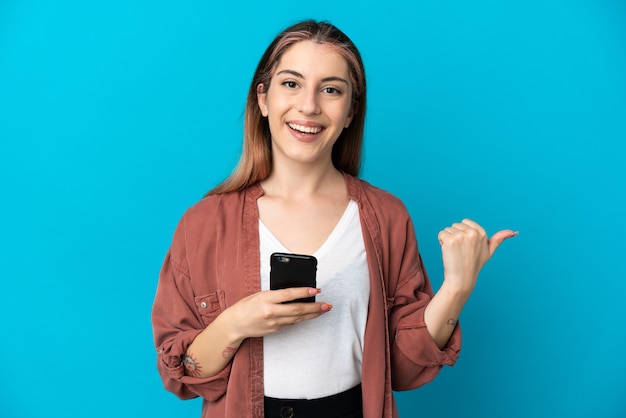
[194,290,226,326]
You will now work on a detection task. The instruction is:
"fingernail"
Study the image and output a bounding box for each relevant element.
[321,303,332,312]
[309,288,322,296]
[510,231,520,237]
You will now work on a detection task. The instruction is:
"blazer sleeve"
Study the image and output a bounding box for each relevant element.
[388,218,462,391]
[151,218,231,401]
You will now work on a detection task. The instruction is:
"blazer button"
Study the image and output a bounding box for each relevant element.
[279,405,294,418]
[200,302,207,309]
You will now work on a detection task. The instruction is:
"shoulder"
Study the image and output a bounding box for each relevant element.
[348,175,411,219]
[182,188,249,226]
[169,188,250,248]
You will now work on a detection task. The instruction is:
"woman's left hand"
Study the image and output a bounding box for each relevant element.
[437,219,517,297]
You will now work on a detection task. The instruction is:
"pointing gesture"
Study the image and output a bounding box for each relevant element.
[437,219,518,296]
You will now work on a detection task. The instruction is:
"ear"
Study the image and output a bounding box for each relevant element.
[257,83,268,117]
[344,102,357,128]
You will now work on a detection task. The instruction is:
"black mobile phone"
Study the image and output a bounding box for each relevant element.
[270,252,318,303]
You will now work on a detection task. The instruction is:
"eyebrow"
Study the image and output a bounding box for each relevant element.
[276,69,349,85]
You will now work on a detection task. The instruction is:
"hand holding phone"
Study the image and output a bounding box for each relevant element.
[270,252,317,303]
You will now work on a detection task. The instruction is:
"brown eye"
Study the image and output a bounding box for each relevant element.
[323,86,341,94]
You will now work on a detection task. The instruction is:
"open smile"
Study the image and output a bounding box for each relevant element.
[287,122,324,135]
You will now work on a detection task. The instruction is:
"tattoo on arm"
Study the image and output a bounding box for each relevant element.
[182,352,202,377]
[221,346,237,359]
[447,318,458,327]
[182,347,237,376]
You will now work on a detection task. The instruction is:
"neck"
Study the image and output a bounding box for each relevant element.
[261,159,344,199]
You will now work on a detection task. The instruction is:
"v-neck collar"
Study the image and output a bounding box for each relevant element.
[258,200,357,258]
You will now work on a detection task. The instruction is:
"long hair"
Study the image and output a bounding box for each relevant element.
[207,20,367,196]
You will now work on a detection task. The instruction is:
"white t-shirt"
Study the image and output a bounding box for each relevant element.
[260,200,370,399]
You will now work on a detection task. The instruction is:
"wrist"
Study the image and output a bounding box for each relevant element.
[439,279,473,302]
[213,309,246,347]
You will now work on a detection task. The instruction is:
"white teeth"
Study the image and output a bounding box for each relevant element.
[288,123,322,134]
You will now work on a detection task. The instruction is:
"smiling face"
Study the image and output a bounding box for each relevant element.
[257,40,355,170]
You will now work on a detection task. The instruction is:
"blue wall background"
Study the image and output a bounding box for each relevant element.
[1,1,625,417]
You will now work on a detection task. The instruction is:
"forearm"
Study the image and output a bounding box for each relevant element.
[183,313,244,379]
[183,288,327,378]
[423,281,470,349]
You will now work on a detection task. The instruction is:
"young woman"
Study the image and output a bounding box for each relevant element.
[152,20,516,418]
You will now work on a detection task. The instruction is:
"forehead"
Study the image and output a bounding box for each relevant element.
[274,40,350,78]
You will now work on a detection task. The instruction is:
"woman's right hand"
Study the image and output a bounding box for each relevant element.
[219,287,332,343]
[184,288,331,378]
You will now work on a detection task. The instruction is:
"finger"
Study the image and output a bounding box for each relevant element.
[450,222,472,233]
[439,224,464,244]
[268,287,321,304]
[488,229,519,257]
[461,218,487,236]
[437,230,446,245]
[438,227,455,245]
[439,221,473,244]
[441,222,474,241]
[273,302,332,320]
[272,310,328,329]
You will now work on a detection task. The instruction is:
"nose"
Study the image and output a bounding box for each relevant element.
[297,89,321,115]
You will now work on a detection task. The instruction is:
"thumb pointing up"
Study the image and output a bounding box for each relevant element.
[488,229,519,258]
